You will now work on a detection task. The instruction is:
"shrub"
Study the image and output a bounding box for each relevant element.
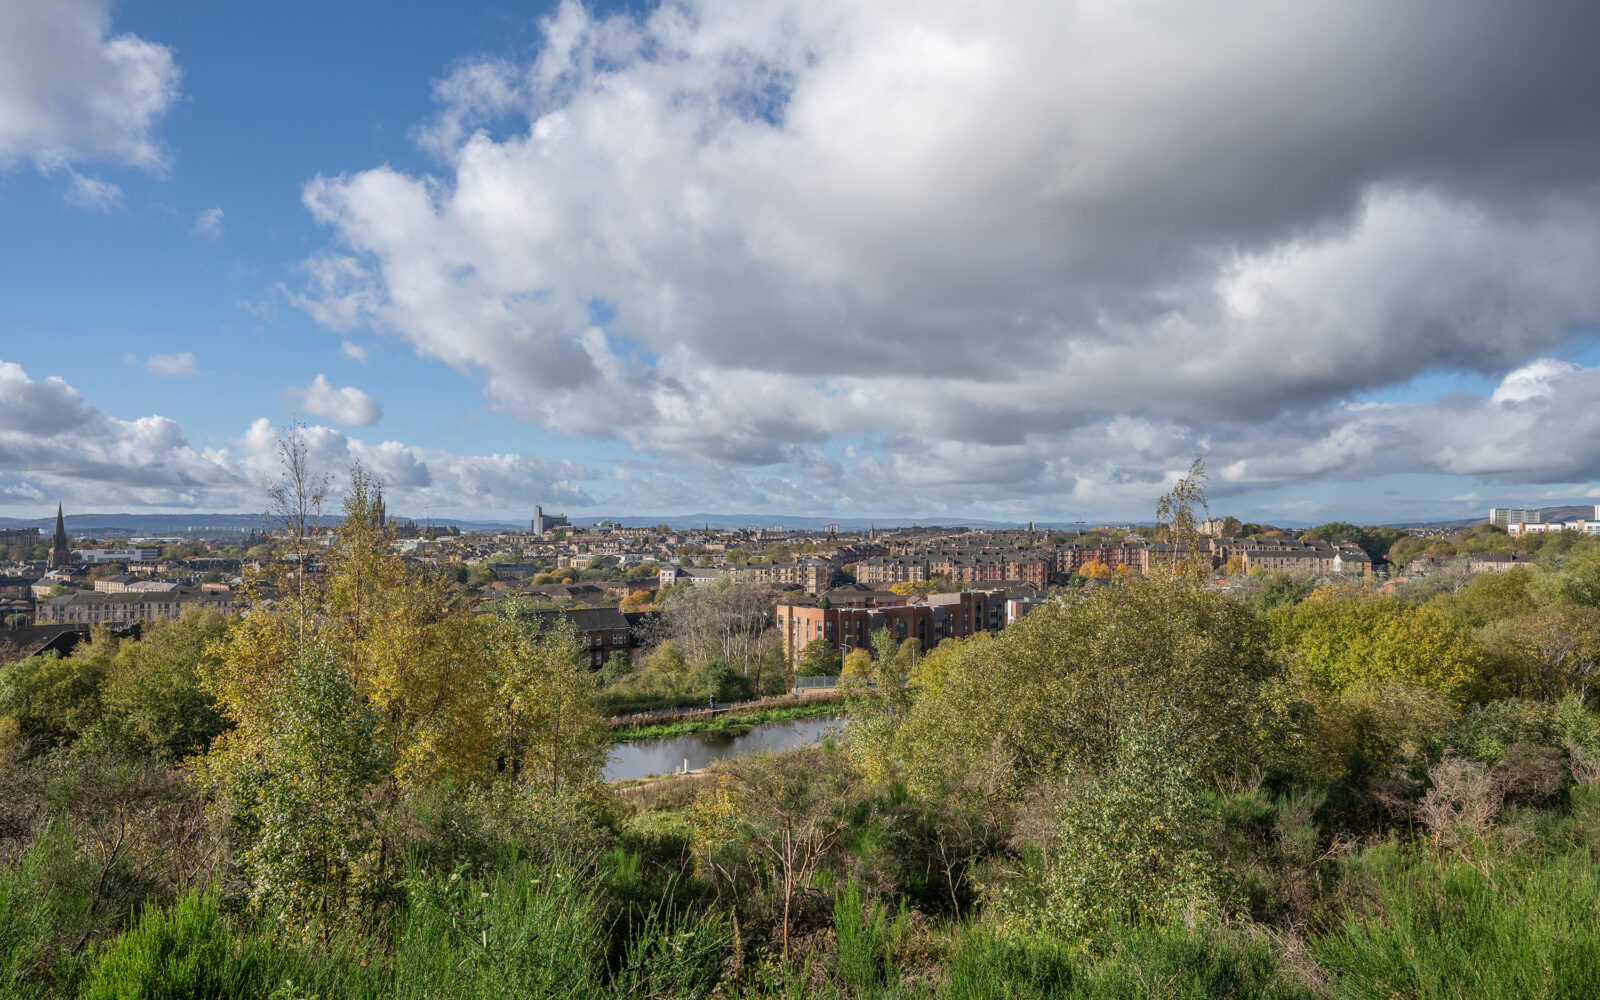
[84,892,256,1000]
[988,726,1219,948]
[1417,757,1501,850]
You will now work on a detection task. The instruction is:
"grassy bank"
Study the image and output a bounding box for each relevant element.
[609,699,842,742]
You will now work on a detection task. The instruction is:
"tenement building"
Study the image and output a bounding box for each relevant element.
[35,591,235,626]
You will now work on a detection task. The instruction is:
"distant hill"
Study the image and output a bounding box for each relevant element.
[1529,505,1600,523]
[0,511,1033,536]
[1385,503,1600,530]
[0,512,527,536]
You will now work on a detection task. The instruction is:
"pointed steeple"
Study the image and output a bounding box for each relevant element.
[49,504,70,571]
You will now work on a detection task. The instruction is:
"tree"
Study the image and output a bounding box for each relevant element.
[1250,572,1315,612]
[1303,522,1409,562]
[991,725,1218,947]
[263,420,331,639]
[619,590,656,613]
[92,607,230,761]
[844,628,915,781]
[482,600,609,800]
[200,463,522,921]
[1079,560,1113,580]
[894,581,1286,795]
[664,578,772,677]
[840,648,874,683]
[1487,605,1600,703]
[0,629,117,757]
[1271,589,1487,699]
[1431,567,1535,629]
[1153,456,1209,581]
[798,637,842,677]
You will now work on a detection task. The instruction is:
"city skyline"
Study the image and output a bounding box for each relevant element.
[5,0,1600,525]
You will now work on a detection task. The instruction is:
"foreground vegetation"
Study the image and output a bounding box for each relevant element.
[4,453,1600,997]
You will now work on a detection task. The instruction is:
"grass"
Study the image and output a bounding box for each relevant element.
[610,701,841,743]
[939,924,1313,1000]
[1315,847,1600,999]
[34,837,1600,1000]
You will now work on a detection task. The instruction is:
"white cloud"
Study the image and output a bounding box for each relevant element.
[291,0,1600,498]
[0,359,595,516]
[137,352,199,377]
[0,0,180,179]
[287,374,383,427]
[193,207,223,240]
[0,360,239,507]
[339,340,370,362]
[1490,359,1578,404]
[56,164,122,211]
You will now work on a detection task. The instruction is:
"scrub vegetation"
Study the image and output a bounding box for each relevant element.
[3,453,1600,997]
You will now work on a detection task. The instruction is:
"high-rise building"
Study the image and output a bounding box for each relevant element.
[1489,508,1541,528]
[532,505,571,536]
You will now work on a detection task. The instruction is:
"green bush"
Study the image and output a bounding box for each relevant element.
[84,892,255,1000]
[989,726,1220,948]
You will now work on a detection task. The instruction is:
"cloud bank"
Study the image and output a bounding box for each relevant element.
[287,0,1600,514]
[7,355,1600,521]
[0,361,592,517]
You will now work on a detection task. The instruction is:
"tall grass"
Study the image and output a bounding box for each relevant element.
[941,925,1310,1000]
[393,860,605,999]
[0,832,63,1000]
[832,882,896,994]
[1316,849,1600,999]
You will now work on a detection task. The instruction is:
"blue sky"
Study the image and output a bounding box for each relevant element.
[3,0,1600,525]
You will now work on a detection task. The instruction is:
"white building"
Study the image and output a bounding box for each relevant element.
[1489,508,1542,528]
[74,546,161,565]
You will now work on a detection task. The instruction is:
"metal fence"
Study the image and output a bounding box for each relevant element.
[792,674,839,693]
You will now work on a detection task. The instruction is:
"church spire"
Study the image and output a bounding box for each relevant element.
[49,504,70,571]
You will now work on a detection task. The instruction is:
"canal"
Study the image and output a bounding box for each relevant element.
[605,713,845,782]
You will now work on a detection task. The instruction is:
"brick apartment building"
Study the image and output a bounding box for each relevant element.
[776,599,934,665]
[775,586,1023,665]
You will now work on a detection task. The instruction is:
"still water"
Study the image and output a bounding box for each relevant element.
[606,714,845,782]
